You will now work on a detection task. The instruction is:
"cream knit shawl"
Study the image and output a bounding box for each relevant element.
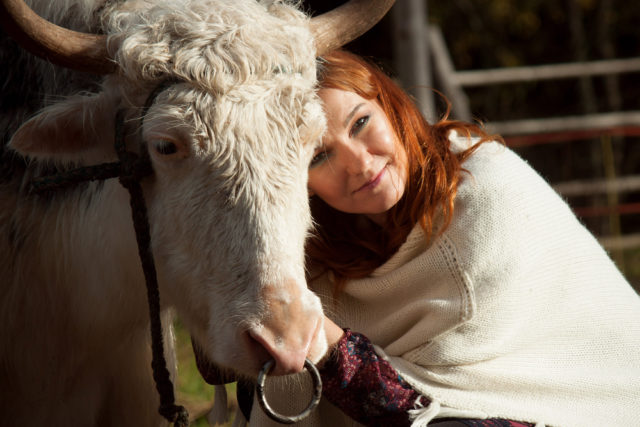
[248,135,640,427]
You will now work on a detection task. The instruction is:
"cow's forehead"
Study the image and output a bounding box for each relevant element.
[140,76,325,165]
[110,0,318,97]
[208,83,324,157]
[165,76,321,132]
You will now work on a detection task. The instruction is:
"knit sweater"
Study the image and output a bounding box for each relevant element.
[248,134,640,427]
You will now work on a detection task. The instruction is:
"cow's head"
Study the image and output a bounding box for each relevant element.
[2,0,394,376]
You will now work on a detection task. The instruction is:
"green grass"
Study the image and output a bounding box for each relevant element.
[174,319,237,426]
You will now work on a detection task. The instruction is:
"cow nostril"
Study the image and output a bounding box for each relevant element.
[248,329,308,376]
[242,330,271,368]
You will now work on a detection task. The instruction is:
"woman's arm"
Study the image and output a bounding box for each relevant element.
[319,317,427,426]
[320,318,534,427]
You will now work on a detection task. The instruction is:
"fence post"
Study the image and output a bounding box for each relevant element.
[427,26,472,121]
[392,0,436,122]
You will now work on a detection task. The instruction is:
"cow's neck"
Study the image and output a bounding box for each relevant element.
[16,177,150,334]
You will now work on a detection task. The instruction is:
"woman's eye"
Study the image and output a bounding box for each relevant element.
[350,115,369,136]
[154,140,178,155]
[309,150,329,168]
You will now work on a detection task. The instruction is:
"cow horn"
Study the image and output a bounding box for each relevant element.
[1,0,396,73]
[310,0,396,57]
[0,0,115,74]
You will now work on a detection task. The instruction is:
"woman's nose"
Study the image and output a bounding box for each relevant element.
[340,142,372,175]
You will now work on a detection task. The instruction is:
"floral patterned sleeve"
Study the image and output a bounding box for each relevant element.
[318,329,534,427]
[318,328,428,426]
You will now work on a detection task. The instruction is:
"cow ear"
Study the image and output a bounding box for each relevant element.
[9,92,117,161]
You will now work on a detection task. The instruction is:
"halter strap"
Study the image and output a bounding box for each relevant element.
[31,80,189,427]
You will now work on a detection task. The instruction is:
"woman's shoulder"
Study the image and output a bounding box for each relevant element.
[445,131,586,270]
[449,130,565,215]
[450,130,534,184]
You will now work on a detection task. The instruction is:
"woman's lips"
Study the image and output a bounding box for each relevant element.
[354,166,386,193]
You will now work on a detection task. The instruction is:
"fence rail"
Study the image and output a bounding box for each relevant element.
[486,111,640,138]
[454,57,640,87]
[553,175,640,197]
[427,25,640,252]
[599,234,640,251]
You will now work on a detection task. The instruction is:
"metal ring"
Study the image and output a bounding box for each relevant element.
[256,358,322,424]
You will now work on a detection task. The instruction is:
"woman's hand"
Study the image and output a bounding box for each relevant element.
[316,315,345,369]
[321,315,346,364]
[324,315,346,348]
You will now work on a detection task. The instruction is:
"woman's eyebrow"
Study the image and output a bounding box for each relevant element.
[343,103,364,128]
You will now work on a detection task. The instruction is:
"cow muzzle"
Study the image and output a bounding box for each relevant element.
[247,280,327,376]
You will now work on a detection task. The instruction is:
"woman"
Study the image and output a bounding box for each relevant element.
[201,50,640,426]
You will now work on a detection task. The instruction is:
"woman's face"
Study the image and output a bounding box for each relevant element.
[308,88,408,225]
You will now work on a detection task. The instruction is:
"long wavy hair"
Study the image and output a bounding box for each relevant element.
[307,50,500,292]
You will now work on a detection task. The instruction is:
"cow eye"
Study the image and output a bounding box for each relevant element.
[154,140,178,155]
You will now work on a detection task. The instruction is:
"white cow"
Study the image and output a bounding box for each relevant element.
[0,0,393,424]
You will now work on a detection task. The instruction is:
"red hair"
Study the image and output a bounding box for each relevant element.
[308,50,499,292]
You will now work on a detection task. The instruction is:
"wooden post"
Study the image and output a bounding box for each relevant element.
[391,0,436,122]
[427,26,472,121]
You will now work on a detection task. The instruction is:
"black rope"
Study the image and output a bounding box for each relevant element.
[113,109,189,427]
[30,162,122,192]
[30,83,189,426]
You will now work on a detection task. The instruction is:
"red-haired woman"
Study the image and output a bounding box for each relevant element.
[196,50,640,426]
[247,50,640,426]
